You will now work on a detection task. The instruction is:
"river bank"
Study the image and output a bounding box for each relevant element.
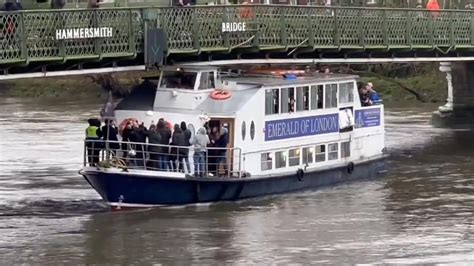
[0,66,447,104]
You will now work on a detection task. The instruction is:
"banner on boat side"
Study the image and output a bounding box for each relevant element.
[354,107,381,128]
[265,113,339,141]
[55,27,113,40]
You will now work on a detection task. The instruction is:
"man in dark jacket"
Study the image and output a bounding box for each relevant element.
[215,127,229,176]
[101,119,119,153]
[157,119,172,171]
[170,124,187,172]
[180,121,192,173]
[145,124,161,170]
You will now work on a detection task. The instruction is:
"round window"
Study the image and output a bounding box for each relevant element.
[241,121,246,141]
[250,121,255,140]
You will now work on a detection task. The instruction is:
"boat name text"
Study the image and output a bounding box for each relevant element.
[265,114,339,141]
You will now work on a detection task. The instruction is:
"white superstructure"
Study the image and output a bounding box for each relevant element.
[115,66,385,177]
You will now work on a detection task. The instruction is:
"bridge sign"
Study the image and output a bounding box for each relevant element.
[55,27,113,40]
[221,22,246,32]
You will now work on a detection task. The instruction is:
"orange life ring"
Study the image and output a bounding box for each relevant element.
[210,89,231,100]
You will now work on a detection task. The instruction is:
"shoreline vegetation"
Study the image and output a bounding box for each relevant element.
[0,63,447,104]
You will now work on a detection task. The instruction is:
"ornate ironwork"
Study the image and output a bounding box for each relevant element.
[2,5,474,66]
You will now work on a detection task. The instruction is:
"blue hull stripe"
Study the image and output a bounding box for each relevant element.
[82,158,386,206]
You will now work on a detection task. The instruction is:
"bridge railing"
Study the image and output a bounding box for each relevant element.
[2,6,474,66]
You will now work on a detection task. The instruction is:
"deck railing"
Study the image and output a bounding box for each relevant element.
[2,6,474,66]
[83,139,243,178]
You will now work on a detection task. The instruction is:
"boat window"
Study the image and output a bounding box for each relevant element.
[261,152,272,171]
[250,121,255,140]
[328,143,338,160]
[265,89,279,115]
[315,144,326,162]
[310,85,324,110]
[241,121,246,141]
[281,87,295,113]
[198,72,215,90]
[275,151,287,168]
[325,84,338,109]
[296,86,310,111]
[289,148,300,166]
[339,82,354,104]
[159,70,197,90]
[341,141,351,158]
[302,147,314,164]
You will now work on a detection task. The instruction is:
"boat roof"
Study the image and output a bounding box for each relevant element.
[223,73,359,87]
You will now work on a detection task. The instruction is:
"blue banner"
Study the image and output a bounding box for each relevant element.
[355,107,381,128]
[265,113,339,141]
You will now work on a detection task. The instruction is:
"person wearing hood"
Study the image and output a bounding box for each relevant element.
[170,124,187,172]
[192,127,210,177]
[145,124,162,170]
[181,121,192,173]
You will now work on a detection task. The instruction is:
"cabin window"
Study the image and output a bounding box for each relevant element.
[339,82,354,104]
[281,87,295,113]
[341,141,351,158]
[198,72,215,90]
[275,151,287,168]
[159,70,197,90]
[289,148,300,166]
[302,147,313,164]
[261,153,272,171]
[315,144,326,162]
[325,84,338,109]
[296,86,310,111]
[328,143,338,160]
[310,85,324,110]
[265,89,279,115]
[250,121,255,140]
[241,121,246,141]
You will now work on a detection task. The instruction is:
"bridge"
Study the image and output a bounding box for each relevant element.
[3,5,474,76]
[4,4,474,126]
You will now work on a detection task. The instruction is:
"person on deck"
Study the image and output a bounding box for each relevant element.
[156,119,172,171]
[366,82,382,105]
[192,127,210,177]
[180,121,192,173]
[101,119,119,154]
[170,124,187,172]
[85,118,102,166]
[215,127,229,177]
[145,124,162,170]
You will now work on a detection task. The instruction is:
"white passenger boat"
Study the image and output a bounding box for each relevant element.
[79,66,387,209]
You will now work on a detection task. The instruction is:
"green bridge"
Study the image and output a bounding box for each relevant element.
[2,5,474,75]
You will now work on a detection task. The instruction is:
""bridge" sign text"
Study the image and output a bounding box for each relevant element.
[221,22,246,32]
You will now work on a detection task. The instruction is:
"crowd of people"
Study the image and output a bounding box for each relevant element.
[85,117,230,177]
[358,82,381,106]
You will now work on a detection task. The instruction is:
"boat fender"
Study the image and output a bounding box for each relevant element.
[210,89,231,100]
[297,168,304,181]
[347,162,355,174]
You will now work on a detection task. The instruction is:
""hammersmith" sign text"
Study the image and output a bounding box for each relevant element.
[55,27,113,40]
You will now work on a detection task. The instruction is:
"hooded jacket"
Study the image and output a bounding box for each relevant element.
[192,127,210,152]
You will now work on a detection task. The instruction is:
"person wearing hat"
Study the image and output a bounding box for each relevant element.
[85,118,103,166]
[366,82,382,105]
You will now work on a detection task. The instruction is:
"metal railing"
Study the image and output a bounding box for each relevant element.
[83,139,243,178]
[2,5,474,66]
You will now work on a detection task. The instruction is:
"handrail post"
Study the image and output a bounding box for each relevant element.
[83,140,86,166]
[142,144,146,170]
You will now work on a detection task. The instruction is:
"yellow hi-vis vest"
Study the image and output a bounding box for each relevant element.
[86,126,99,138]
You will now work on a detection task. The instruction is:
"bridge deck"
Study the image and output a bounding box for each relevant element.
[2,5,474,75]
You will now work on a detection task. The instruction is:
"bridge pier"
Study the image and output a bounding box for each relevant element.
[432,61,474,128]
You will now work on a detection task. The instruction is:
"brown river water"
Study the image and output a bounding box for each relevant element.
[0,98,473,264]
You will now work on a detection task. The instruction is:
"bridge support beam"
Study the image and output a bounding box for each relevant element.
[432,61,474,128]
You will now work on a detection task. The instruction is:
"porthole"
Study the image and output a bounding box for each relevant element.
[241,121,246,141]
[250,121,255,140]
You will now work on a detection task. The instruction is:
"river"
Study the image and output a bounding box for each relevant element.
[0,98,473,264]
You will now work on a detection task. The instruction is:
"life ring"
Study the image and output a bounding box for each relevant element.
[210,89,231,100]
[297,168,304,181]
[347,162,355,174]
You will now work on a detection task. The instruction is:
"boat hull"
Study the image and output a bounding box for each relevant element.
[81,157,386,208]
